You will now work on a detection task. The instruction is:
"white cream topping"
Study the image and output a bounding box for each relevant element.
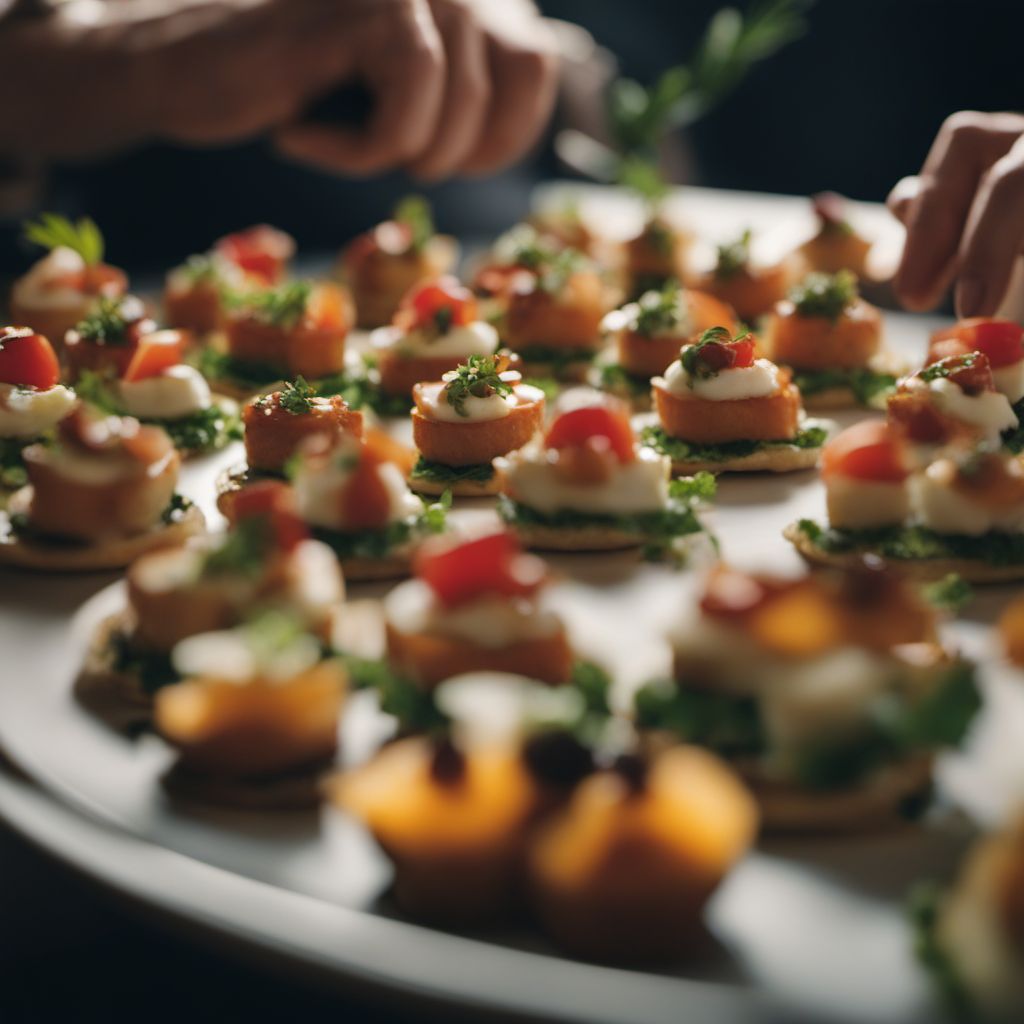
[660,356,779,400]
[28,442,174,486]
[292,438,422,532]
[386,578,561,648]
[0,382,77,439]
[372,320,499,360]
[418,381,512,423]
[289,539,345,612]
[992,361,1024,404]
[910,464,1024,536]
[118,365,211,421]
[498,443,670,515]
[826,475,909,530]
[11,247,90,310]
[925,378,1018,441]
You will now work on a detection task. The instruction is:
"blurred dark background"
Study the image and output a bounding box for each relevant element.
[2,1,1023,276]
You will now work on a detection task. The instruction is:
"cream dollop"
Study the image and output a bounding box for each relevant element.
[118,365,211,421]
[386,578,561,648]
[924,378,1017,441]
[11,248,89,310]
[992,361,1024,404]
[373,320,499,360]
[910,463,1024,536]
[0,382,77,439]
[660,356,779,400]
[498,443,670,516]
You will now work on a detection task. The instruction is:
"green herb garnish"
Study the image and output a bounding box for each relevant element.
[247,281,311,328]
[918,353,980,384]
[76,297,131,345]
[394,195,434,252]
[277,376,316,416]
[681,325,735,380]
[344,656,450,733]
[0,437,30,490]
[537,247,588,295]
[642,422,828,464]
[311,493,449,561]
[789,269,858,320]
[908,883,975,1019]
[791,366,897,407]
[24,212,104,265]
[203,517,273,577]
[442,355,513,418]
[410,457,495,486]
[922,574,973,613]
[633,281,685,336]
[715,230,751,280]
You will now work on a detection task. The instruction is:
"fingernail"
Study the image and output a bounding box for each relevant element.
[955,277,986,318]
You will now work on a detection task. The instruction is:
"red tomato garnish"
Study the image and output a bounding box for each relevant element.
[339,435,394,531]
[215,225,294,285]
[231,479,308,552]
[472,264,534,298]
[545,398,635,463]
[888,392,955,445]
[122,329,186,382]
[0,326,60,390]
[308,283,350,331]
[414,530,547,608]
[821,420,908,483]
[395,276,477,332]
[921,353,994,396]
[930,318,1024,370]
[694,333,756,373]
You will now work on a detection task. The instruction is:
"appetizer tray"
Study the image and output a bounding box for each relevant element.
[2,187,1023,1024]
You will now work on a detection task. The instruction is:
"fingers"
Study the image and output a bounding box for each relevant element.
[886,176,920,225]
[955,135,1024,317]
[894,111,1024,311]
[458,25,559,175]
[276,0,446,175]
[406,0,491,181]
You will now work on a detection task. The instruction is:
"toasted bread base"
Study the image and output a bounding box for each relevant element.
[409,474,499,498]
[0,494,205,572]
[671,444,821,476]
[508,522,643,552]
[800,386,864,411]
[743,754,935,833]
[784,521,1024,583]
[161,758,332,811]
[341,552,413,582]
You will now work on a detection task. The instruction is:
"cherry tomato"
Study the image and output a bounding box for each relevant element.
[339,435,395,531]
[930,318,1024,370]
[0,326,60,390]
[821,420,908,482]
[231,479,308,552]
[122,329,186,382]
[395,277,477,332]
[693,333,756,374]
[414,530,547,607]
[545,399,635,463]
[921,353,994,396]
[216,225,294,285]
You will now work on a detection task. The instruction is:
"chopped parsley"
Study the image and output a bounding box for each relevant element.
[641,422,827,464]
[409,457,495,486]
[714,230,751,280]
[442,355,512,417]
[512,344,598,374]
[196,347,286,389]
[312,369,412,418]
[633,281,684,336]
[393,195,434,252]
[277,376,316,415]
[203,517,273,577]
[344,656,450,733]
[77,297,132,344]
[155,405,242,453]
[110,629,179,694]
[795,518,1024,566]
[791,366,897,407]
[160,493,193,526]
[918,352,980,383]
[789,270,858,320]
[245,281,311,328]
[24,212,104,264]
[921,574,973,613]
[536,247,588,295]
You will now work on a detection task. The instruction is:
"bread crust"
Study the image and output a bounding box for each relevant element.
[408,474,500,498]
[670,443,821,476]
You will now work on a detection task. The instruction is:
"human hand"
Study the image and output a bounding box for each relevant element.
[889,110,1024,317]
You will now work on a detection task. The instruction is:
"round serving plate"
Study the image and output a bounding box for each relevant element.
[3,197,1024,1024]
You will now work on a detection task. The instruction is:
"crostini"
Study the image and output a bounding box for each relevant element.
[0,407,203,571]
[371,277,501,404]
[11,214,127,346]
[287,431,448,580]
[78,479,344,727]
[0,327,76,492]
[208,281,352,397]
[76,327,241,456]
[621,214,691,299]
[687,230,793,323]
[761,270,898,409]
[527,746,757,962]
[636,561,981,831]
[644,327,827,474]
[155,615,347,809]
[497,391,715,556]
[794,192,872,278]
[598,281,738,399]
[789,417,1024,581]
[409,355,545,496]
[384,530,574,689]
[343,196,458,329]
[912,816,1024,1019]
[63,295,155,383]
[164,224,296,336]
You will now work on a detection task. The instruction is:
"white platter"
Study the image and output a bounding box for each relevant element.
[3,187,1024,1024]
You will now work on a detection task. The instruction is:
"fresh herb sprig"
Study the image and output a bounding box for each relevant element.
[715,229,752,280]
[24,212,104,265]
[789,269,858,320]
[277,376,316,415]
[633,281,685,336]
[918,352,980,384]
[77,297,131,344]
[681,325,738,380]
[394,195,434,252]
[246,281,311,328]
[442,355,513,418]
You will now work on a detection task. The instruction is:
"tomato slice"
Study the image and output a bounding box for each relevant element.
[395,277,477,332]
[545,399,635,463]
[215,225,294,285]
[930,318,1024,369]
[693,333,756,374]
[122,329,186,382]
[0,326,60,390]
[821,420,907,482]
[414,530,546,607]
[231,479,308,551]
